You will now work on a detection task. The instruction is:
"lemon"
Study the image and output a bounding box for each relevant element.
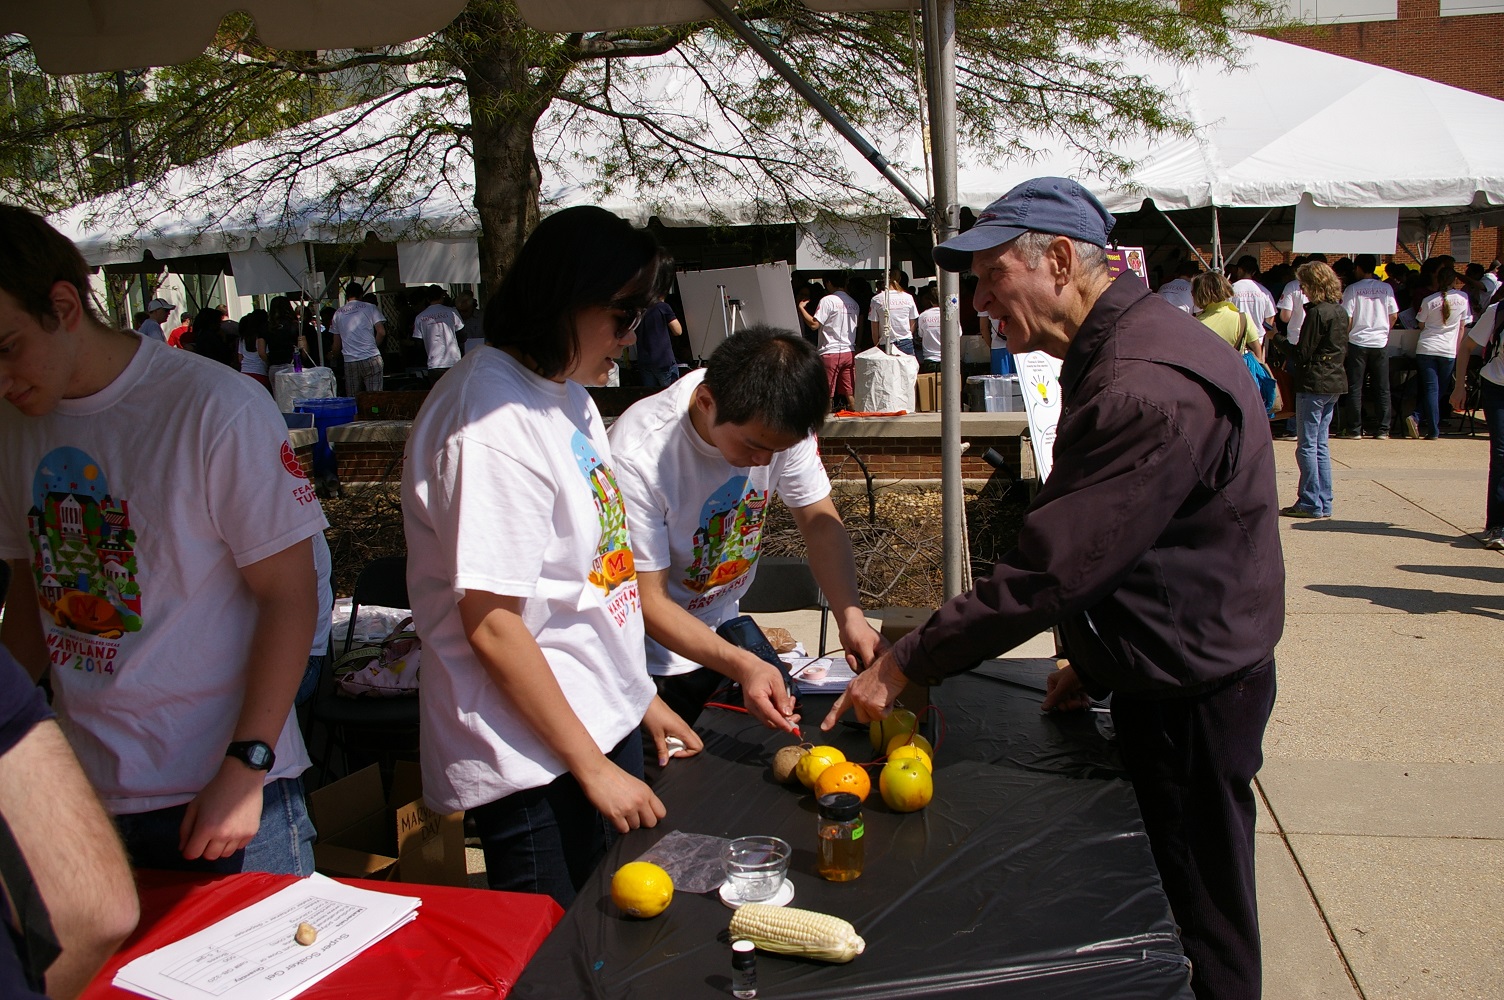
[796,745,846,789]
[611,861,674,918]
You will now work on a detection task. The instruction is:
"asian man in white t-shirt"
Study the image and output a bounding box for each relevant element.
[609,328,888,733]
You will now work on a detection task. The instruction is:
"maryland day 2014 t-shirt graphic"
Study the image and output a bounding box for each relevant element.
[574,431,640,627]
[25,446,141,675]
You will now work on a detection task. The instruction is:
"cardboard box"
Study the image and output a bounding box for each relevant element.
[868,607,932,716]
[914,373,940,412]
[308,762,468,887]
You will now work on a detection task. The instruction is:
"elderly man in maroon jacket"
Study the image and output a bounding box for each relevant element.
[824,177,1284,1000]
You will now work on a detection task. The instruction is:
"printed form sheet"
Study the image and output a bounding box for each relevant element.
[113,874,420,1000]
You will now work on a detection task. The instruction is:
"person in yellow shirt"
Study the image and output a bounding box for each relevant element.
[1193,271,1264,362]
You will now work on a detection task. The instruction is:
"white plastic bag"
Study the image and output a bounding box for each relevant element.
[853,347,919,412]
[273,366,336,414]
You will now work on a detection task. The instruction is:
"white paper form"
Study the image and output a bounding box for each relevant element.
[113,873,419,1000]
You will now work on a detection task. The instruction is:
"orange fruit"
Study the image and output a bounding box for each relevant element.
[814,761,872,802]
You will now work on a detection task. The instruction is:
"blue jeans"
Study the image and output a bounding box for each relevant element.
[113,776,316,875]
[1483,379,1504,531]
[469,733,643,908]
[1414,354,1455,438]
[1294,393,1339,516]
[637,364,679,388]
[890,338,916,356]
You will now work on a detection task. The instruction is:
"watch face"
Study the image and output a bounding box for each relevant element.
[246,744,272,768]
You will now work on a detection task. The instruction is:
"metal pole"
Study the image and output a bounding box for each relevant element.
[1224,207,1276,270]
[1154,204,1211,271]
[924,0,965,599]
[1211,206,1223,272]
[702,0,932,217]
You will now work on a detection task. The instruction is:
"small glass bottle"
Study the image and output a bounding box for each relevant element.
[731,938,757,999]
[816,791,864,881]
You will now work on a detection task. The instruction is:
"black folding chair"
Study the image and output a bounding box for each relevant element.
[738,556,829,656]
[311,555,419,785]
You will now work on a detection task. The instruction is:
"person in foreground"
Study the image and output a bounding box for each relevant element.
[609,326,887,732]
[402,206,702,908]
[822,177,1285,1000]
[0,205,325,876]
[0,643,137,999]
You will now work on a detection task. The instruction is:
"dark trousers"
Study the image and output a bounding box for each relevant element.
[1111,660,1276,1000]
[1483,379,1504,530]
[653,668,730,729]
[468,733,643,909]
[1342,345,1390,434]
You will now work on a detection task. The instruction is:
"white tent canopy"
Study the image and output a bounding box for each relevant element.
[52,32,1504,268]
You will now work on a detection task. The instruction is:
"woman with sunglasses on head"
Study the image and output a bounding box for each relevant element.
[402,206,702,907]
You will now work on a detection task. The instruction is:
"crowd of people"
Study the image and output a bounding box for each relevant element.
[1157,248,1504,546]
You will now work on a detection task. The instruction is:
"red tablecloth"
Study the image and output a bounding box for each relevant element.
[84,870,562,999]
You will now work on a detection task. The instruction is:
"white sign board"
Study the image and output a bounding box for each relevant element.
[1293,195,1398,254]
[1015,350,1065,482]
[228,241,323,296]
[677,263,801,360]
[397,238,482,284]
[795,216,889,271]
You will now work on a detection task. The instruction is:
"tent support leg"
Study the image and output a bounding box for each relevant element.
[1154,205,1211,271]
[1212,207,1223,272]
[1224,207,1276,270]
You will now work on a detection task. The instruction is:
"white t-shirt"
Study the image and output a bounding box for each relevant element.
[238,337,267,376]
[402,348,653,812]
[1231,279,1276,342]
[1157,278,1195,314]
[989,316,1007,349]
[1278,279,1309,345]
[1415,289,1472,358]
[916,307,942,361]
[1463,304,1504,388]
[412,303,462,369]
[1342,277,1400,349]
[607,369,832,678]
[868,290,918,347]
[138,318,166,343]
[331,300,386,362]
[0,337,324,814]
[813,291,858,355]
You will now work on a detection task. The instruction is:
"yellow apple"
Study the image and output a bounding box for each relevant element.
[879,758,934,813]
[796,745,846,789]
[869,708,919,752]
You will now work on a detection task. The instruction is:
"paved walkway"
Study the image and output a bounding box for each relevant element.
[768,429,1503,999]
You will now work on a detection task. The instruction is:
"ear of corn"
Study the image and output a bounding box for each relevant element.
[728,904,866,963]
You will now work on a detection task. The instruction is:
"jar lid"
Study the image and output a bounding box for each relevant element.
[816,791,862,821]
[732,939,756,954]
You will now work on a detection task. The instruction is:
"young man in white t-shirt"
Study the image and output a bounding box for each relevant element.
[868,268,919,355]
[1157,260,1198,314]
[1230,256,1276,343]
[797,272,859,409]
[411,284,462,381]
[0,205,326,875]
[330,282,388,393]
[609,327,887,732]
[1339,254,1401,439]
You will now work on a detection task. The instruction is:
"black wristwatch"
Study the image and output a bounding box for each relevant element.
[226,740,276,772]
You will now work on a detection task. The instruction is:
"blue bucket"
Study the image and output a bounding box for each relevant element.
[294,397,357,478]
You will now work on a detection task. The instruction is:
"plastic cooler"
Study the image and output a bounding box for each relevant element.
[293,397,357,479]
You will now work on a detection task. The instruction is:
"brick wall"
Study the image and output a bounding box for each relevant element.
[1268,2,1504,101]
[821,437,1021,481]
[295,444,315,480]
[336,443,406,484]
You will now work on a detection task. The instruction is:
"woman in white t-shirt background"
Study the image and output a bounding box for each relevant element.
[1413,265,1472,440]
[402,206,701,907]
[1452,302,1504,549]
[915,285,942,373]
[868,267,919,356]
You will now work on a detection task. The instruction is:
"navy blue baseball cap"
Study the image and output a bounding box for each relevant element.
[933,176,1115,273]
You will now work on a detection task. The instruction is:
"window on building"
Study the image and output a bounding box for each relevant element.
[1283,0,1396,22]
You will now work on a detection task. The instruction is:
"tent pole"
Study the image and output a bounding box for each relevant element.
[306,241,325,366]
[1224,207,1276,268]
[701,0,932,217]
[1211,206,1223,272]
[1154,204,1211,271]
[922,0,966,600]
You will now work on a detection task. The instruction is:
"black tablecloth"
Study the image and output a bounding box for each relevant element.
[512,660,1191,999]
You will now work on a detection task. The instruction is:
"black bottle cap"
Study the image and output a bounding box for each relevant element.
[816,791,862,822]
